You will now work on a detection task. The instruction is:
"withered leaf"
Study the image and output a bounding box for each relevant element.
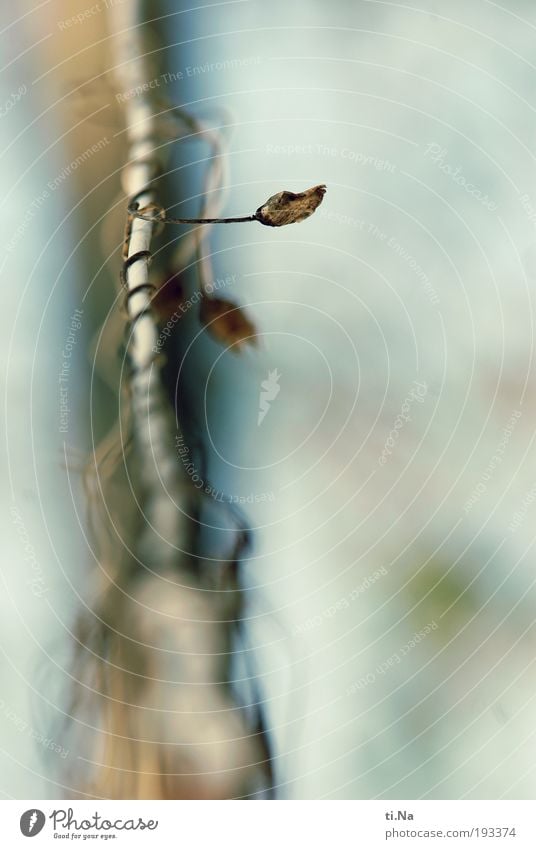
[199,295,257,351]
[151,271,186,322]
[255,184,326,227]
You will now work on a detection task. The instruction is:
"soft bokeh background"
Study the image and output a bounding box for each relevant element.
[2,0,536,798]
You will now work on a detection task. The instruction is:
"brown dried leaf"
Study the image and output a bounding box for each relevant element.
[199,296,257,351]
[151,272,186,322]
[255,183,326,227]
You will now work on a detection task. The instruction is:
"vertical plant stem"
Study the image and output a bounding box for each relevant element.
[71,0,272,800]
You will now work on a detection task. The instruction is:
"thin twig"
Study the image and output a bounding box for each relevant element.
[128,182,327,229]
[129,203,257,225]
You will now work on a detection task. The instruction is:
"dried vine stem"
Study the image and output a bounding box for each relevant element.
[69,0,326,801]
[69,0,271,800]
[111,3,189,573]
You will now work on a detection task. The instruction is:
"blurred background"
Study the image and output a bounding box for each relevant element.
[2,0,536,799]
